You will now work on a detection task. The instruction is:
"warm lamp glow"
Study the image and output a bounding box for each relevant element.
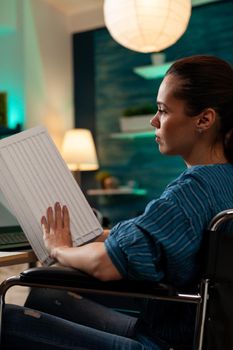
[62,129,99,171]
[104,0,192,53]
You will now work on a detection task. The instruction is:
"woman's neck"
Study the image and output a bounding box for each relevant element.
[184,142,228,168]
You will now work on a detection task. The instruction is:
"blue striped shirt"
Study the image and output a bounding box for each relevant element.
[105,163,233,287]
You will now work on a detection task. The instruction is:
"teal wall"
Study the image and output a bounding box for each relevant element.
[78,1,233,225]
[0,2,25,129]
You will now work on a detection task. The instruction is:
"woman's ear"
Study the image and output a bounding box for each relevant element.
[196,108,217,131]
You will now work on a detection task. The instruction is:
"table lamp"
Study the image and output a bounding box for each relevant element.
[62,128,99,185]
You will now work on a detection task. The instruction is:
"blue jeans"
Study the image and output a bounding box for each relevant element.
[2,289,169,350]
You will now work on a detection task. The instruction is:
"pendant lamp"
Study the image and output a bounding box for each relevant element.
[104,0,192,53]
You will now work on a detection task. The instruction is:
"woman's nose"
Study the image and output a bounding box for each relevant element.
[150,114,160,128]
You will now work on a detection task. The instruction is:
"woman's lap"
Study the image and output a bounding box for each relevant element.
[2,289,167,350]
[2,304,146,350]
[24,288,138,338]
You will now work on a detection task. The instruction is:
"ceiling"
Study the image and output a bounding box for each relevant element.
[46,0,104,15]
[45,0,223,33]
[46,0,222,16]
[46,0,221,16]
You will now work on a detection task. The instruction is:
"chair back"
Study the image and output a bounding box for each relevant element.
[202,209,233,350]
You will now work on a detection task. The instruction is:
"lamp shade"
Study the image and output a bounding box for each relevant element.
[62,129,99,171]
[104,0,192,53]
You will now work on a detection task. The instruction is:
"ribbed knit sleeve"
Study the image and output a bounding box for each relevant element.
[105,164,233,286]
[105,197,196,285]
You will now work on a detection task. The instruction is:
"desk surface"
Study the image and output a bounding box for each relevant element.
[0,250,37,266]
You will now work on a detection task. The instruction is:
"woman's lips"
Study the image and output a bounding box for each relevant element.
[155,136,161,143]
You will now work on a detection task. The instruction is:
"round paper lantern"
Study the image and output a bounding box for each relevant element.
[104,0,192,53]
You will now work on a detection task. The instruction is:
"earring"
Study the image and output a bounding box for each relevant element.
[197,128,203,134]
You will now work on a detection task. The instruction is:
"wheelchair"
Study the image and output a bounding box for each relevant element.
[0,209,233,350]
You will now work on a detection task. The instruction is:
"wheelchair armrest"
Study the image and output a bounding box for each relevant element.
[19,266,177,299]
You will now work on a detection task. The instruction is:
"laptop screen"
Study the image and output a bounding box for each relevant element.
[0,191,19,227]
[0,192,31,250]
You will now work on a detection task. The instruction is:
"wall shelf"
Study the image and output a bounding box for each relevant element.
[87,187,147,196]
[133,62,174,80]
[110,130,154,140]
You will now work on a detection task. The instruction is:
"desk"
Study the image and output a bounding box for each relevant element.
[0,250,37,305]
[0,250,37,267]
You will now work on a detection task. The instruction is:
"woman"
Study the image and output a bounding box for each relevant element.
[3,55,233,350]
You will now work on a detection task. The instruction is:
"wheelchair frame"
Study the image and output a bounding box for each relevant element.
[0,209,233,350]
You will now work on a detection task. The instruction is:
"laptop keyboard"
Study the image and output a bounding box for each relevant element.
[0,230,30,250]
[0,231,28,245]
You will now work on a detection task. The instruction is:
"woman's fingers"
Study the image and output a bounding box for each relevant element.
[41,215,49,235]
[47,206,55,231]
[41,202,70,233]
[55,202,62,228]
[41,203,72,254]
[41,216,49,232]
[63,205,70,230]
[42,203,69,228]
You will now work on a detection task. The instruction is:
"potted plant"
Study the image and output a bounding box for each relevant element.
[95,170,119,189]
[120,104,155,132]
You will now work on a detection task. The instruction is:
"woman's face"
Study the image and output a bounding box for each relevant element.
[151,74,199,161]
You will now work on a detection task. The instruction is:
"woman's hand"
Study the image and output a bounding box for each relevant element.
[41,203,122,280]
[41,202,72,258]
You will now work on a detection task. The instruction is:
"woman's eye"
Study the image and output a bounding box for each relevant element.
[158,109,166,114]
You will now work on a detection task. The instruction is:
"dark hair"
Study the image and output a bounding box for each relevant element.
[166,55,233,163]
